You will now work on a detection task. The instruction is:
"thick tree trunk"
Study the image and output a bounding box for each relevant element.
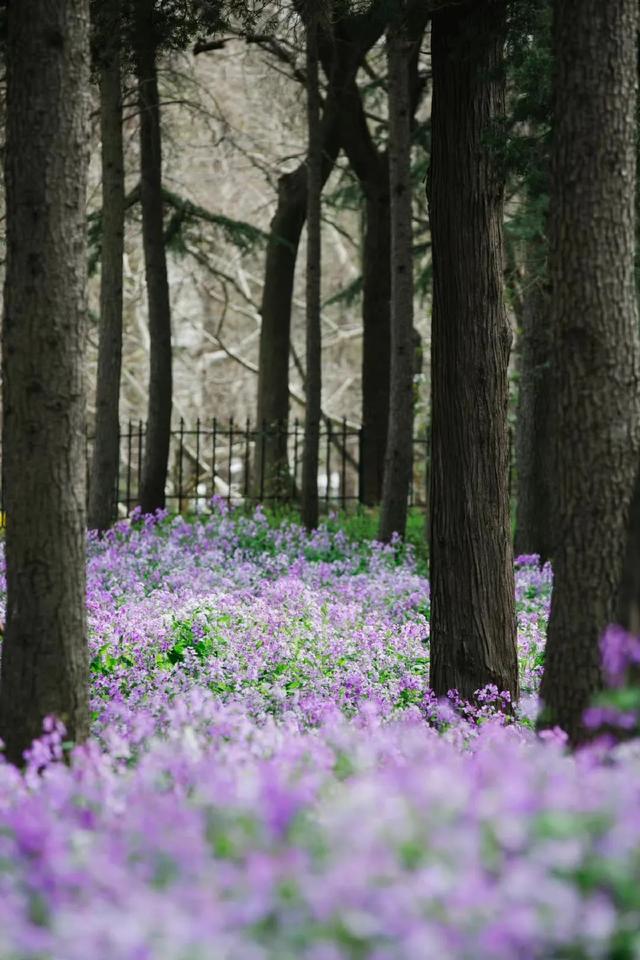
[88,0,125,533]
[361,179,391,505]
[540,0,640,742]
[428,0,518,702]
[514,240,553,562]
[301,11,323,531]
[0,0,90,765]
[378,7,415,543]
[135,0,172,515]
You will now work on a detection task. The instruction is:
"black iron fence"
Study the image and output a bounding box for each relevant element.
[0,419,522,527]
[96,418,430,519]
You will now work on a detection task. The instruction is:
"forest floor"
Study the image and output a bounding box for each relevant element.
[0,506,639,959]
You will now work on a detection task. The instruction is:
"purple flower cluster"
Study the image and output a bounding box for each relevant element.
[0,508,638,959]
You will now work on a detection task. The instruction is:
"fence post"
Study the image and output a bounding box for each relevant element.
[357,426,364,505]
[227,417,234,505]
[259,419,266,503]
[341,417,347,511]
[243,418,251,502]
[125,419,133,517]
[137,420,144,513]
[211,417,217,502]
[194,418,201,514]
[325,420,332,507]
[177,418,184,513]
[292,418,299,502]
[114,422,121,522]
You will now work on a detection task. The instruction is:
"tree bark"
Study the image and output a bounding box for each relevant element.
[514,239,553,562]
[361,178,391,505]
[337,78,392,508]
[254,165,309,499]
[378,6,415,543]
[0,0,90,765]
[254,8,387,499]
[88,0,125,533]
[428,0,518,702]
[540,0,640,742]
[337,9,427,508]
[301,9,323,531]
[135,0,173,515]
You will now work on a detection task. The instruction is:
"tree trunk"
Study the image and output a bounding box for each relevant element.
[361,178,391,505]
[540,0,640,742]
[301,10,323,531]
[0,0,90,765]
[254,10,386,499]
[135,0,172,515]
[255,166,308,500]
[337,5,428,509]
[378,6,415,543]
[335,77,391,508]
[88,0,125,533]
[428,0,518,702]
[514,239,553,562]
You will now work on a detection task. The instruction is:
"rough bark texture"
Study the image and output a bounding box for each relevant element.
[301,11,323,531]
[0,0,90,765]
[540,0,640,742]
[514,241,553,562]
[378,8,415,543]
[135,0,173,515]
[88,0,125,532]
[428,0,518,701]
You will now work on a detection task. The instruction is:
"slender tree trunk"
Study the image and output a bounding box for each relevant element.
[338,5,428,509]
[361,178,391,505]
[0,0,90,765]
[514,239,553,561]
[88,0,125,533]
[254,115,343,503]
[335,77,392,508]
[255,165,308,499]
[255,11,386,499]
[428,0,518,702]
[540,0,640,742]
[301,10,323,530]
[378,6,415,543]
[135,0,172,515]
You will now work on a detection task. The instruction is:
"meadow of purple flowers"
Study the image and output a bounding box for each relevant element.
[0,503,639,959]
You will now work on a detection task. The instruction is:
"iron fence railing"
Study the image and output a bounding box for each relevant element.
[0,418,522,527]
[91,418,430,519]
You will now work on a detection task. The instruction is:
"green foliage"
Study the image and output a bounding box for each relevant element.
[91,643,136,676]
[504,0,552,279]
[323,276,363,309]
[161,187,269,256]
[87,184,267,277]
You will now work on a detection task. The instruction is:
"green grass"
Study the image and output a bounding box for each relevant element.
[258,504,429,574]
